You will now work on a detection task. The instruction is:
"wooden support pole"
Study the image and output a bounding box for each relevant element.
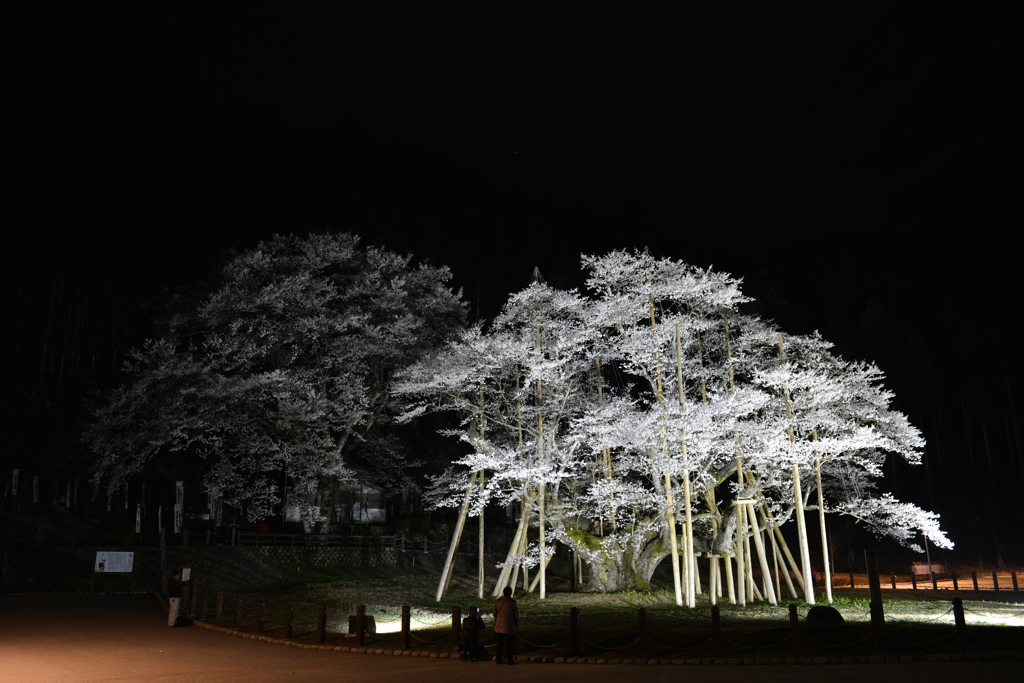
[952,572,959,593]
[814,451,833,604]
[495,502,530,597]
[285,601,293,639]
[215,591,223,626]
[789,604,800,657]
[953,597,966,655]
[450,607,461,653]
[971,571,978,590]
[233,594,242,629]
[992,571,999,591]
[478,470,486,600]
[725,552,736,604]
[570,607,580,657]
[711,605,723,657]
[436,471,478,602]
[357,605,365,646]
[316,604,326,644]
[401,605,411,650]
[747,502,777,605]
[891,573,897,590]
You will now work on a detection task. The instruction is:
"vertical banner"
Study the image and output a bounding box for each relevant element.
[216,498,223,527]
[207,490,215,513]
[11,470,18,496]
[173,504,182,534]
[124,482,128,509]
[158,504,163,534]
[33,476,39,504]
[175,481,184,507]
[135,504,142,533]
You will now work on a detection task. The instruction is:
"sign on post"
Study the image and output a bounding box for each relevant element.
[95,551,135,573]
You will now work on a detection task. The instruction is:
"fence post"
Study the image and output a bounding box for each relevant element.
[712,605,723,657]
[285,601,293,639]
[849,572,855,589]
[992,571,999,591]
[788,604,800,657]
[952,597,966,655]
[451,607,461,653]
[930,571,938,591]
[570,607,580,657]
[952,572,959,592]
[215,591,223,625]
[401,605,411,650]
[638,608,648,658]
[1013,571,1019,592]
[257,596,265,632]
[971,571,978,590]
[890,573,896,590]
[357,605,365,646]
[869,600,885,656]
[317,604,326,644]
[233,594,242,629]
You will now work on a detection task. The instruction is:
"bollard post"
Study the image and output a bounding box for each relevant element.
[215,591,224,625]
[869,600,885,656]
[357,605,365,646]
[952,597,966,655]
[971,571,978,590]
[712,605,723,657]
[317,604,326,644]
[890,573,897,590]
[992,571,999,591]
[401,605,411,650]
[849,572,855,589]
[952,572,959,592]
[570,607,580,657]
[931,571,938,591]
[788,604,800,657]
[285,601,293,639]
[257,596,265,632]
[233,594,242,629]
[638,608,648,658]
[1013,571,1019,593]
[451,606,461,653]
[911,572,917,590]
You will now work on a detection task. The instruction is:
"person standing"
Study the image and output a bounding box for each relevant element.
[167,570,182,626]
[492,586,519,665]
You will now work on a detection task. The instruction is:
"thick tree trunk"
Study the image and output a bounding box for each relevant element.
[577,526,674,592]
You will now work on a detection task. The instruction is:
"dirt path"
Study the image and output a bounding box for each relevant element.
[0,594,1019,683]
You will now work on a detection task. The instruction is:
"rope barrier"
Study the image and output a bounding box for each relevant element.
[884,630,958,646]
[578,636,639,650]
[409,632,451,645]
[646,636,714,652]
[720,635,792,650]
[518,634,569,648]
[800,632,874,649]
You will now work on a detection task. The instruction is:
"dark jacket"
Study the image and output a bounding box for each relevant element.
[167,577,182,598]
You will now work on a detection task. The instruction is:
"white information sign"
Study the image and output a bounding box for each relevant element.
[94,551,135,573]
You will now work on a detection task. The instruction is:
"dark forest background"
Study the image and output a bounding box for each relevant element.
[4,5,1018,568]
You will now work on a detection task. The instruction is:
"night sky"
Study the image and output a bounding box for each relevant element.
[6,6,1019,563]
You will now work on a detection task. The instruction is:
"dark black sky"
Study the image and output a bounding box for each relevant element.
[7,5,1021,556]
